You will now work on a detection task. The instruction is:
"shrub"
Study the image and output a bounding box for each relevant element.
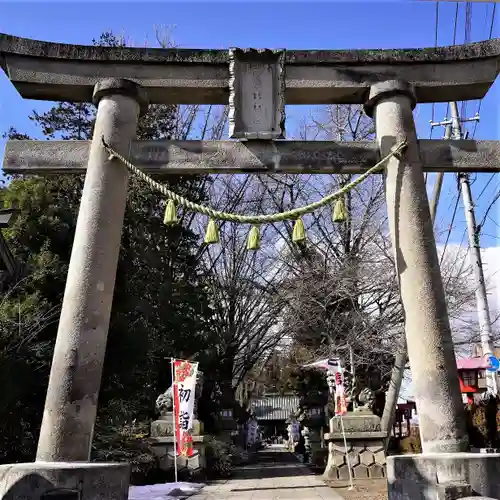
[398,433,422,454]
[228,443,250,466]
[465,397,500,449]
[204,438,251,478]
[205,438,233,478]
[91,420,160,485]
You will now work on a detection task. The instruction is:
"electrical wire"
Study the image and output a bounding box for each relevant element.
[444,2,461,122]
[460,2,472,121]
[430,1,440,132]
[472,2,496,139]
[439,190,461,267]
[478,189,500,233]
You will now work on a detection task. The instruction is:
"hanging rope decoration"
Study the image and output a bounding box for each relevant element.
[102,137,408,250]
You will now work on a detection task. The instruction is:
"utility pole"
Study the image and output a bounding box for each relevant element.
[428,124,451,224]
[428,109,479,222]
[446,102,497,396]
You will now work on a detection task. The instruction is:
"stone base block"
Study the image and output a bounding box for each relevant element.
[323,436,387,481]
[387,452,500,499]
[329,412,382,434]
[147,435,209,471]
[151,416,203,437]
[0,461,129,500]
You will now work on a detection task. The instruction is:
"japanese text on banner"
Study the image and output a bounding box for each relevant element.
[334,363,347,416]
[173,359,198,457]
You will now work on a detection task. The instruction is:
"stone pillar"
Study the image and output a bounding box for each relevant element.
[36,78,148,462]
[364,80,468,455]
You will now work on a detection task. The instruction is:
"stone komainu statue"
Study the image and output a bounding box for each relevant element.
[155,369,204,417]
[355,387,376,411]
[328,368,376,413]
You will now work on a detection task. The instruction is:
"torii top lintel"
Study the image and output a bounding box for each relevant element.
[1,33,499,106]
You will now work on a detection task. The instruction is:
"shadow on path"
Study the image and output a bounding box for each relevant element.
[189,445,343,499]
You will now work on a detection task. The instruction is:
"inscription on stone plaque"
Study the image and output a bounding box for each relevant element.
[229,48,285,140]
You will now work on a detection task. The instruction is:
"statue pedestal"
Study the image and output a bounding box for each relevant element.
[147,435,210,471]
[151,413,203,437]
[149,413,207,472]
[323,412,388,481]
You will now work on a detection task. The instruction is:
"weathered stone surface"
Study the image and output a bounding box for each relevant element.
[0,462,129,500]
[373,80,468,454]
[325,419,387,482]
[331,442,351,453]
[387,453,500,500]
[347,450,360,467]
[1,34,500,104]
[35,79,144,463]
[353,464,369,479]
[360,450,375,466]
[437,482,473,500]
[5,139,500,175]
[330,413,382,434]
[332,451,345,467]
[366,442,385,453]
[228,48,285,139]
[370,464,385,479]
[374,449,386,465]
[148,435,210,471]
[151,419,203,438]
[337,465,351,480]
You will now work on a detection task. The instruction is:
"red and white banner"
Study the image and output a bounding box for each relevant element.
[334,369,348,416]
[302,357,346,414]
[173,359,199,457]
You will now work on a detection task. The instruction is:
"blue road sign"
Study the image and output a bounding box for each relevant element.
[486,355,500,372]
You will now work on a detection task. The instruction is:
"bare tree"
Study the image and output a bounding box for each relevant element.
[247,105,477,404]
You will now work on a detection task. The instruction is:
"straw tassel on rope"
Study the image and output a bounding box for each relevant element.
[292,218,307,243]
[204,219,220,244]
[247,225,260,251]
[163,199,178,225]
[332,195,348,223]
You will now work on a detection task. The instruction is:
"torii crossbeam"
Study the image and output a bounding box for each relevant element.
[2,33,500,500]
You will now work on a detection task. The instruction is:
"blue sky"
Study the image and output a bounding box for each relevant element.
[0,1,499,248]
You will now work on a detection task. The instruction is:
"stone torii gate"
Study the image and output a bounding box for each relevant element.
[1,34,500,499]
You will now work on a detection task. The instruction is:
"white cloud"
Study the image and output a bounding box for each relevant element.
[400,244,500,402]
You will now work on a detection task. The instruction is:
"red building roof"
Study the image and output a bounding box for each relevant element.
[456,358,489,370]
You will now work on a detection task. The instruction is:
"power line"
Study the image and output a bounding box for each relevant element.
[489,3,497,39]
[443,2,461,122]
[478,189,500,232]
[430,1,440,135]
[472,2,496,139]
[439,190,461,267]
[461,2,473,120]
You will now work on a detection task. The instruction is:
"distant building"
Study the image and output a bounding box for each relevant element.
[456,344,500,404]
[456,357,490,404]
[249,394,300,438]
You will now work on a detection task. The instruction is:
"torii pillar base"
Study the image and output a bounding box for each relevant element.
[0,462,129,500]
[388,453,500,500]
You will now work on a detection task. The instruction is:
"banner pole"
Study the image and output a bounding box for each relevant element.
[171,357,178,483]
[339,415,354,490]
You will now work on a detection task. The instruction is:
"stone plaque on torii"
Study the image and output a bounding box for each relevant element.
[1,33,500,499]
